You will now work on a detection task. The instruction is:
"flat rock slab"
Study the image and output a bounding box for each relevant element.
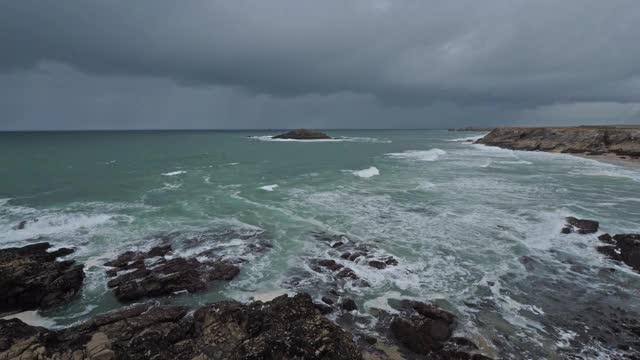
[0,242,84,314]
[0,293,362,360]
[105,245,240,302]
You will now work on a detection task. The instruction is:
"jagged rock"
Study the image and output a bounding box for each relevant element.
[0,243,84,313]
[272,129,331,140]
[105,245,239,302]
[0,293,362,360]
[598,233,614,244]
[562,217,599,234]
[341,298,358,311]
[597,234,640,271]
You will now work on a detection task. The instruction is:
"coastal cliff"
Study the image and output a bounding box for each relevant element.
[476,126,640,157]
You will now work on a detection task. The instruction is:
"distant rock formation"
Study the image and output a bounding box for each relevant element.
[476,126,640,157]
[273,129,331,140]
[0,243,84,314]
[448,127,494,132]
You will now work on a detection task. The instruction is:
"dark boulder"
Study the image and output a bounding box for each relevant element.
[0,293,362,360]
[596,233,640,272]
[13,220,27,230]
[341,298,358,311]
[389,300,456,354]
[273,129,331,140]
[0,243,84,313]
[368,260,386,269]
[563,217,599,234]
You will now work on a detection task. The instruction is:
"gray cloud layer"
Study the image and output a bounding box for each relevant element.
[1,0,639,129]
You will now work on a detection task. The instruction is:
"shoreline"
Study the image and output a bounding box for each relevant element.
[570,152,640,168]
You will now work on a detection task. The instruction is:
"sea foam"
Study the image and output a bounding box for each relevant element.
[259,184,279,191]
[386,148,447,162]
[162,170,187,176]
[352,167,380,178]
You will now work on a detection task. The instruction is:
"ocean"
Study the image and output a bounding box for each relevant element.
[1,130,639,358]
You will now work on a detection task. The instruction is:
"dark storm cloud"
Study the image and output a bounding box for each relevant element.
[1,1,640,129]
[2,0,640,106]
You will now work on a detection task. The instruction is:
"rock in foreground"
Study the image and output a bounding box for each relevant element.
[0,243,84,314]
[273,129,331,140]
[597,233,640,271]
[105,245,240,302]
[0,293,362,360]
[561,217,599,234]
[476,126,640,157]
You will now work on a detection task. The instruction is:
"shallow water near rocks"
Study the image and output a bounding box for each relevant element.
[1,130,640,358]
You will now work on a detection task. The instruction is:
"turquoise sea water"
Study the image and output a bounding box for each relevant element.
[1,130,640,358]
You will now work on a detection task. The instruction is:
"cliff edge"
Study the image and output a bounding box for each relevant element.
[476,126,640,157]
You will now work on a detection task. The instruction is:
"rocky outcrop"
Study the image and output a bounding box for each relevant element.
[0,293,362,360]
[561,217,599,234]
[0,243,84,314]
[476,126,640,157]
[105,245,240,302]
[597,233,640,271]
[273,129,331,140]
[369,299,491,359]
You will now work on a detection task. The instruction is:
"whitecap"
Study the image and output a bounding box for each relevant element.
[162,170,186,176]
[259,184,279,191]
[386,148,447,162]
[352,167,380,178]
[0,213,114,243]
[446,134,487,142]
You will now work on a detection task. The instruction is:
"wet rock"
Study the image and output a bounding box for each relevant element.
[598,233,614,244]
[105,245,239,302]
[322,296,335,305]
[389,301,456,354]
[0,243,84,313]
[341,298,358,311]
[13,220,27,230]
[318,259,345,272]
[272,129,331,140]
[368,260,386,269]
[563,217,599,234]
[597,234,640,271]
[0,293,361,360]
[336,268,359,280]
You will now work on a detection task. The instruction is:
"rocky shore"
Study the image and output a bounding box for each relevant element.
[476,126,640,159]
[3,216,640,359]
[0,243,84,315]
[0,238,493,360]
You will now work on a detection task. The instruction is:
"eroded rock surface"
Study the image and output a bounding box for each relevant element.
[0,293,362,360]
[476,126,640,157]
[0,243,84,314]
[105,245,239,302]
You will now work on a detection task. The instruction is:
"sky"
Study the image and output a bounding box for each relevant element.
[1,0,640,130]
